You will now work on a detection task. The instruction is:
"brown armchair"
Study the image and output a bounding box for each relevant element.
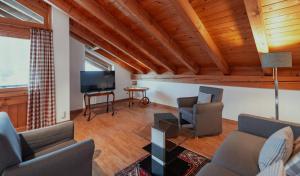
[177,86,224,137]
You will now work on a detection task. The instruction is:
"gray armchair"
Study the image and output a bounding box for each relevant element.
[177,86,224,137]
[0,112,95,176]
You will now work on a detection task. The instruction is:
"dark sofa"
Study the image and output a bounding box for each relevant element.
[0,112,95,176]
[197,114,300,176]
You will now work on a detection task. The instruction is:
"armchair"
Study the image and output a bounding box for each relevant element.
[0,112,95,176]
[177,86,224,136]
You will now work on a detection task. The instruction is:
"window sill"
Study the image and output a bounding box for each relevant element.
[0,86,27,93]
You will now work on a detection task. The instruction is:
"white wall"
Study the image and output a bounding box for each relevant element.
[69,40,132,110]
[70,37,85,110]
[137,80,300,123]
[52,7,70,122]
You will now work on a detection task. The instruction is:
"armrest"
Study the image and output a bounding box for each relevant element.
[238,114,300,138]
[2,139,95,176]
[19,121,74,157]
[177,96,197,107]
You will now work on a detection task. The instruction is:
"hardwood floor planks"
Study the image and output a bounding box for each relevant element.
[72,101,237,175]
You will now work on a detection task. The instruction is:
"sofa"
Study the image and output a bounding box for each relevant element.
[0,112,95,176]
[197,114,300,176]
[177,86,224,136]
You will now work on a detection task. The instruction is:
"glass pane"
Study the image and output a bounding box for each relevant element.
[85,60,104,71]
[0,36,30,87]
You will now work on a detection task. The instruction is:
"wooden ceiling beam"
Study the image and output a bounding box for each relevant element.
[244,0,273,75]
[73,0,176,73]
[45,0,160,73]
[70,21,148,74]
[113,0,199,74]
[169,0,230,75]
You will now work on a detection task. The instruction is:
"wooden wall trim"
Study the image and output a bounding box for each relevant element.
[133,74,300,90]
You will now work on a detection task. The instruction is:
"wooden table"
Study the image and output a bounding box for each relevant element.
[124,87,150,107]
[83,91,115,121]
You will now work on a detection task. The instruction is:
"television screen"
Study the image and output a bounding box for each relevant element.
[80,71,115,93]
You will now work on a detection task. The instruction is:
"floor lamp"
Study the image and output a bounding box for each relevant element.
[261,52,292,120]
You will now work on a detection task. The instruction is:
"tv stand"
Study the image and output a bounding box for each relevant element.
[83,91,115,121]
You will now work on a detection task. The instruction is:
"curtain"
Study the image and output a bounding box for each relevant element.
[27,28,56,130]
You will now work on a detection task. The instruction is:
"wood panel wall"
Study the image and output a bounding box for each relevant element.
[0,88,27,131]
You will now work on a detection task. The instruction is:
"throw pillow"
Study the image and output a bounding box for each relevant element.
[285,137,300,176]
[258,127,294,170]
[293,137,300,155]
[257,161,286,176]
[197,92,212,104]
[285,152,300,176]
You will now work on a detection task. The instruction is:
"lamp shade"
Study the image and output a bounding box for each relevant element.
[260,52,292,68]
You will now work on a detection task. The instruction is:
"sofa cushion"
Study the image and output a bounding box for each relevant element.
[212,131,266,176]
[179,107,193,124]
[196,163,239,176]
[24,139,77,161]
[0,112,22,173]
[259,127,294,170]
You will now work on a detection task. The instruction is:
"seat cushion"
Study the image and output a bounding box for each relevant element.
[212,131,266,176]
[179,107,193,124]
[196,163,239,176]
[0,112,22,173]
[24,139,77,161]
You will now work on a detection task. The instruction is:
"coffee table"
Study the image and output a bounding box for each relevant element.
[135,113,194,175]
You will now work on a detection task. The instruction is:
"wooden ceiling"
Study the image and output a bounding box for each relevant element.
[43,0,300,76]
[1,0,300,89]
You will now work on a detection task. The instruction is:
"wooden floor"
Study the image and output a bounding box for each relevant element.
[72,101,237,176]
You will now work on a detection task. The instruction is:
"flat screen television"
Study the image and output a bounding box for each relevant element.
[80,71,115,93]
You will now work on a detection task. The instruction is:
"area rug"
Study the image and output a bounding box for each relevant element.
[115,148,210,176]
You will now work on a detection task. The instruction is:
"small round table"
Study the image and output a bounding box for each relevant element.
[124,87,150,107]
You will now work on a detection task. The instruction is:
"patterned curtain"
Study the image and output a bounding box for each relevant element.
[27,28,56,130]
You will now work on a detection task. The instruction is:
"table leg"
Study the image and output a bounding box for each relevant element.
[87,96,91,121]
[112,92,115,116]
[83,94,87,116]
[128,91,131,107]
[106,94,109,113]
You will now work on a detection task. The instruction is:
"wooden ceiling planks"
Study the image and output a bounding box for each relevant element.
[261,0,300,66]
[243,0,273,75]
[46,0,162,73]
[112,0,200,74]
[136,0,214,69]
[191,0,262,70]
[42,0,300,83]
[71,0,177,74]
[168,0,230,75]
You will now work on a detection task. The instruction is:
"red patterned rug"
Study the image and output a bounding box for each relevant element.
[115,149,210,176]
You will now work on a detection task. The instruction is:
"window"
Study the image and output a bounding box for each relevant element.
[84,60,104,71]
[0,0,44,24]
[0,36,30,88]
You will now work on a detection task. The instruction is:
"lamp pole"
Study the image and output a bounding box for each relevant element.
[273,67,279,120]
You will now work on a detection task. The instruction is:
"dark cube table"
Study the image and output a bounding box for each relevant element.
[154,113,179,138]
